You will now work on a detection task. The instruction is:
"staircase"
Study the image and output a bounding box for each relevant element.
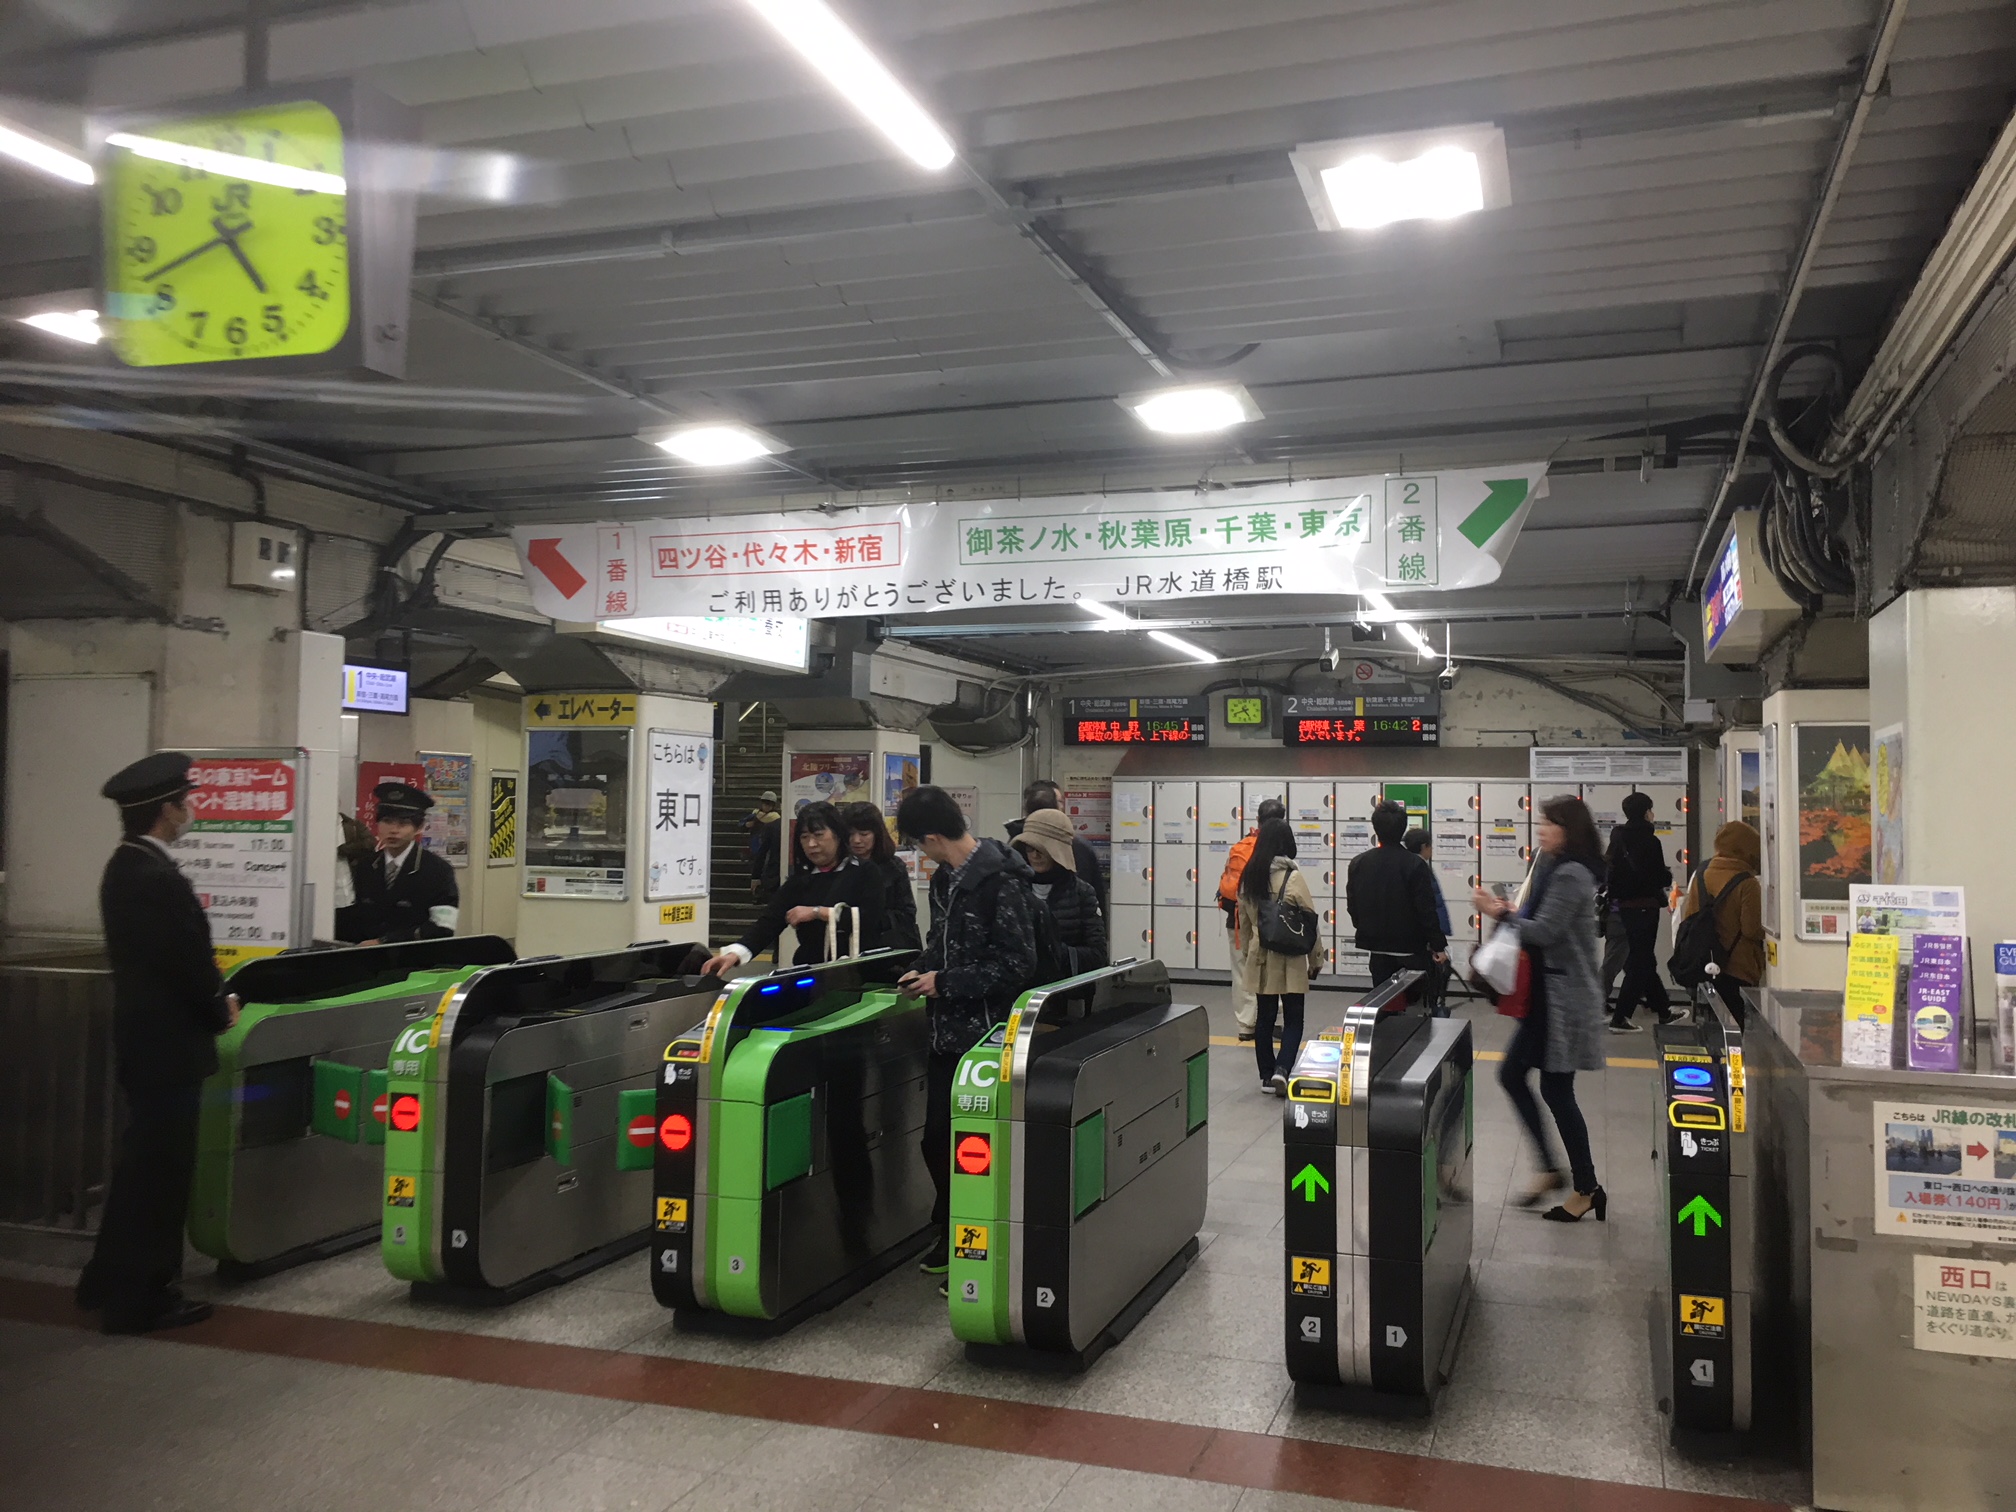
[711,703,787,948]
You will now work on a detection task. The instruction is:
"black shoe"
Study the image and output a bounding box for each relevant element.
[1542,1186,1607,1223]
[1606,1017,1643,1034]
[1655,1007,1684,1026]
[918,1243,948,1276]
[937,1279,949,1298]
[1237,1032,1255,1042]
[103,1296,213,1336]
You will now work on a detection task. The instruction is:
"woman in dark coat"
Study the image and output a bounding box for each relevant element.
[843,801,921,953]
[702,801,888,974]
[1010,806,1107,976]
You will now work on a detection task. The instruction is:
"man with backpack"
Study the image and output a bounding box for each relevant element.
[898,786,1039,1288]
[1217,798,1286,1040]
[1604,792,1677,1033]
[1673,821,1765,1016]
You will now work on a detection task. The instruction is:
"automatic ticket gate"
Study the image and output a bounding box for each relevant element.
[1650,983,1755,1448]
[949,960,1209,1370]
[380,942,716,1303]
[1282,973,1474,1411]
[190,937,516,1277]
[651,951,931,1331]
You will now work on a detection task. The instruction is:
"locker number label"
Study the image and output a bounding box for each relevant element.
[1290,1256,1332,1297]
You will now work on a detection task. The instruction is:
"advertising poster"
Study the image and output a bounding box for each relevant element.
[1913,1254,2016,1360]
[646,730,712,900]
[1759,724,1778,941]
[787,752,871,813]
[1849,885,1968,959]
[418,752,473,867]
[487,772,518,866]
[173,756,299,967]
[1794,723,1870,940]
[1872,724,1905,885]
[1876,1101,2016,1240]
[1063,773,1112,875]
[1737,748,1761,831]
[356,760,426,830]
[883,751,920,815]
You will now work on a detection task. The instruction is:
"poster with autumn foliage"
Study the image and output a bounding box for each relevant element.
[1795,723,1871,939]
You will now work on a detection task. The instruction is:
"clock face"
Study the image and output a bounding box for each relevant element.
[1226,696,1266,726]
[102,100,350,367]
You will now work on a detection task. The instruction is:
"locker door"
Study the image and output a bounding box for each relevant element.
[1478,781,1533,884]
[1582,783,1633,845]
[1286,781,1333,826]
[1196,781,1243,844]
[1109,840,1152,907]
[1154,781,1197,845]
[1286,781,1334,882]
[1152,845,1197,909]
[1153,905,1197,968]
[1109,904,1153,964]
[1430,782,1479,830]
[1431,781,1478,890]
[1200,838,1233,916]
[1242,781,1285,825]
[1112,780,1154,844]
[1334,781,1381,861]
[1195,912,1232,971]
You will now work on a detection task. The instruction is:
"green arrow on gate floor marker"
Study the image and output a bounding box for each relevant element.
[1291,1164,1331,1202]
[1457,478,1530,548]
[1676,1194,1724,1237]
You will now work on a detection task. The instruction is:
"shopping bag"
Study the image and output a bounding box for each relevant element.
[1470,918,1522,994]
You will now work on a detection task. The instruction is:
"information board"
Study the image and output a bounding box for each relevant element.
[1281,693,1440,747]
[171,753,301,967]
[1062,695,1208,745]
[1876,1101,2016,1241]
[646,730,712,901]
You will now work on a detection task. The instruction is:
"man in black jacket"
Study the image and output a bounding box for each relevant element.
[1004,779,1106,913]
[341,782,460,943]
[900,786,1038,1285]
[77,753,238,1334]
[1345,800,1448,989]
[1605,791,1677,1032]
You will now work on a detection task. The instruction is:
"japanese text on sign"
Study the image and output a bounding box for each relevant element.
[646,730,711,901]
[1877,1101,2016,1241]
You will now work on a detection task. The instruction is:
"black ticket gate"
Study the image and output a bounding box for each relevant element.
[1282,972,1474,1412]
[948,960,1210,1371]
[1651,982,1755,1449]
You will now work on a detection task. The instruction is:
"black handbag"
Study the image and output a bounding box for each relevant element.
[1257,865,1320,955]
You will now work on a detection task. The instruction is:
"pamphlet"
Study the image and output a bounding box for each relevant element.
[1843,932,1901,1069]
[1906,934,1965,1073]
[1995,943,2016,1075]
[1848,884,1968,965]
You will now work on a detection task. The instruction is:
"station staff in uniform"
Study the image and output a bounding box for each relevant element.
[341,782,460,943]
[76,753,238,1335]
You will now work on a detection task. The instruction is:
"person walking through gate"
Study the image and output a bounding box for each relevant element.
[1678,821,1766,1017]
[1345,800,1448,991]
[1004,779,1106,913]
[1011,807,1107,975]
[76,754,239,1334]
[1237,819,1326,1096]
[1604,792,1677,1033]
[842,800,921,952]
[703,800,890,973]
[1218,797,1286,1041]
[897,786,1038,1290]
[1473,794,1608,1222]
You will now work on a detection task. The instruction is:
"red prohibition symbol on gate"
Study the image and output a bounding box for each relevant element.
[660,1113,694,1151]
[626,1114,657,1149]
[332,1088,352,1120]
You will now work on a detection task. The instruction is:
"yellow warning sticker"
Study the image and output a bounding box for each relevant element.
[1679,1294,1727,1338]
[1730,1087,1747,1134]
[953,1223,989,1262]
[659,902,697,925]
[385,1174,416,1208]
[655,1196,688,1231]
[1290,1255,1332,1297]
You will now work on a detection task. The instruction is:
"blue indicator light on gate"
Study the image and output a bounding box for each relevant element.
[796,978,816,987]
[759,984,782,995]
[1672,1066,1712,1088]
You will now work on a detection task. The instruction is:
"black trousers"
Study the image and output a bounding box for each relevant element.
[1498,1010,1598,1194]
[80,1082,202,1318]
[922,1049,962,1236]
[1254,993,1305,1081]
[1612,907,1670,1019]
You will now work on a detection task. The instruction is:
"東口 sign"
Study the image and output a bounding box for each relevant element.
[513,465,1548,622]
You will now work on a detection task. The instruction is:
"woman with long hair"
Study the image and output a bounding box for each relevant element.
[701,800,889,975]
[841,800,921,952]
[1474,793,1608,1221]
[1237,818,1325,1096]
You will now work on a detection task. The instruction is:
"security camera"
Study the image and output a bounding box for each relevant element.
[1321,647,1341,672]
[1438,664,1460,691]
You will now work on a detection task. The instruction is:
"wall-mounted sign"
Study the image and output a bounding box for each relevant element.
[418,752,472,868]
[1062,696,1208,746]
[487,772,519,867]
[172,754,302,967]
[646,730,711,901]
[1286,715,1439,747]
[524,701,630,900]
[341,664,408,714]
[1530,747,1689,784]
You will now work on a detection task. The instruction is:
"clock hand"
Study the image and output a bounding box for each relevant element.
[139,232,228,282]
[210,216,267,294]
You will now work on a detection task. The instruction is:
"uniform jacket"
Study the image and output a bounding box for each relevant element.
[1604,817,1672,907]
[1516,852,1606,1074]
[869,853,922,953]
[1682,822,1766,985]
[1033,871,1107,976]
[344,845,459,943]
[1236,858,1327,996]
[1345,842,1449,956]
[739,856,890,965]
[920,838,1038,1054]
[1004,817,1107,912]
[99,837,230,1088]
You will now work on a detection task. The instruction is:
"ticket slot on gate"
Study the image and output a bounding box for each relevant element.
[1283,971,1474,1414]
[652,950,932,1334]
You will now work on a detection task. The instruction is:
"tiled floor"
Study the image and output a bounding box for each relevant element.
[0,986,1811,1510]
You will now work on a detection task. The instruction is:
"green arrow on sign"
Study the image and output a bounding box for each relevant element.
[1290,1164,1331,1203]
[1457,478,1530,549]
[1676,1194,1724,1237]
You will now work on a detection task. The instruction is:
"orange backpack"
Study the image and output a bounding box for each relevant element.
[1217,830,1259,910]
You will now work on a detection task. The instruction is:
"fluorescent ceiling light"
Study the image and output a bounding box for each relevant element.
[650,423,783,467]
[1148,629,1219,664]
[1358,590,1436,658]
[0,119,92,185]
[1123,384,1261,436]
[1291,124,1509,232]
[104,132,345,195]
[19,308,100,344]
[1079,600,1131,628]
[742,0,955,171]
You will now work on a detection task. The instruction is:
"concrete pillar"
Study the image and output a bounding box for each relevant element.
[1868,586,2016,1015]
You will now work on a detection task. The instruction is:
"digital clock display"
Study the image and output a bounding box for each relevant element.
[1286,716,1439,747]
[1070,718,1205,745]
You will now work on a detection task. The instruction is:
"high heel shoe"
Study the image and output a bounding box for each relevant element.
[1513,1170,1566,1209]
[1542,1185,1607,1223]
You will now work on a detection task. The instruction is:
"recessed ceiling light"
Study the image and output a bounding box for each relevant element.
[650,424,784,467]
[1291,125,1509,232]
[742,0,956,171]
[1122,384,1261,436]
[19,309,100,344]
[0,118,92,186]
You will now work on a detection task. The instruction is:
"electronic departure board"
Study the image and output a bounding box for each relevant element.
[1281,691,1440,747]
[1062,695,1209,745]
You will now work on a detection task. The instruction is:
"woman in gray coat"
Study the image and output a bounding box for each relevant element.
[1473,793,1608,1222]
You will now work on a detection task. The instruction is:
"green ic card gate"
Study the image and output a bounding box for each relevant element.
[380,942,715,1303]
[652,950,932,1332]
[949,959,1210,1371]
[189,936,515,1277]
[1282,972,1473,1412]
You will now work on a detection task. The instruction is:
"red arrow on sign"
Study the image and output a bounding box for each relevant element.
[528,538,586,599]
[1968,1142,1990,1160]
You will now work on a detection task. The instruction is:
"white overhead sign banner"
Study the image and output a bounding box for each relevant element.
[514,465,1548,621]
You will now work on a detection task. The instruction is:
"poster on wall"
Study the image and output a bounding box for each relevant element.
[524,697,633,900]
[1794,723,1871,940]
[788,752,871,814]
[1912,1254,2016,1360]
[487,772,518,866]
[1062,773,1112,874]
[1759,725,1778,941]
[1737,748,1761,831]
[173,755,300,968]
[418,752,473,867]
[1872,724,1905,885]
[884,752,920,814]
[646,730,712,901]
[1875,1101,2016,1241]
[357,761,425,829]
